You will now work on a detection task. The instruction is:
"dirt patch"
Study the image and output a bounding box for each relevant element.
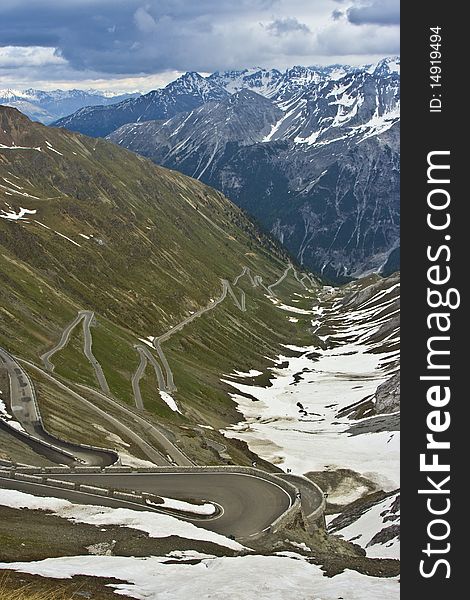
[0,505,237,562]
[305,469,379,512]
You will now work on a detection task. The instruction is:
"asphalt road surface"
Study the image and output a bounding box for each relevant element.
[0,347,117,467]
[23,471,293,538]
[40,311,111,396]
[21,359,172,466]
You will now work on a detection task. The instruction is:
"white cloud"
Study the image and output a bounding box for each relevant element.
[0,46,66,69]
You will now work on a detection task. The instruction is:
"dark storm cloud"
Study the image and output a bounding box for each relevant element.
[0,0,399,88]
[0,0,282,73]
[347,0,400,26]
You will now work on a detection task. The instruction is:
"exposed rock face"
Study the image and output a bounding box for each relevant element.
[375,373,400,415]
[53,72,229,137]
[106,59,400,281]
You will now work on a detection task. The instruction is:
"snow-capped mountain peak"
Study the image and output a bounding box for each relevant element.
[164,71,229,102]
[370,56,400,77]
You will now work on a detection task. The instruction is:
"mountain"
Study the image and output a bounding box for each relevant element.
[0,105,319,460]
[0,106,400,585]
[108,58,400,281]
[0,88,139,124]
[109,89,284,177]
[52,72,229,137]
[207,64,364,102]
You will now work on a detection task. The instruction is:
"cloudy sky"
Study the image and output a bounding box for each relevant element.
[0,0,399,92]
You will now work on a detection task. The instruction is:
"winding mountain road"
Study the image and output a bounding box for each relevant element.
[267,263,293,296]
[0,348,117,467]
[40,310,111,395]
[18,470,294,538]
[1,348,315,541]
[150,276,247,395]
[21,359,190,467]
[131,345,167,410]
[0,262,326,541]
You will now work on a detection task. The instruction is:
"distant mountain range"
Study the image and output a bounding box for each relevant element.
[53,72,229,137]
[51,58,400,281]
[0,89,140,124]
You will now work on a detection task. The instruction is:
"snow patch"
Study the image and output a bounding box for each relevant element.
[0,489,243,551]
[0,554,399,599]
[331,493,400,559]
[0,206,36,221]
[148,497,217,516]
[231,370,263,378]
[159,391,180,413]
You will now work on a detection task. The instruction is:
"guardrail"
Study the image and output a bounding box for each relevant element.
[18,356,120,466]
[278,472,327,531]
[0,465,160,506]
[0,419,78,464]
[1,347,119,467]
[0,460,326,535]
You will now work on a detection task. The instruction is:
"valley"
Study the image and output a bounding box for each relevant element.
[0,102,399,597]
[53,60,400,281]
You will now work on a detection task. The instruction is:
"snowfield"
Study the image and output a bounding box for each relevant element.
[0,553,399,600]
[147,496,217,516]
[159,390,180,413]
[223,280,399,481]
[0,206,36,220]
[223,343,399,487]
[330,493,400,559]
[223,278,400,559]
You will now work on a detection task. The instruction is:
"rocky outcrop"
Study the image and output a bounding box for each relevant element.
[375,373,400,414]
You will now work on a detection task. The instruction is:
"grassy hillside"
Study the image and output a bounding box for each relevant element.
[0,106,319,464]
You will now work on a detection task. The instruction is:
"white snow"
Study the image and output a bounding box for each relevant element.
[0,397,8,417]
[118,453,157,469]
[45,140,64,156]
[331,493,400,559]
[356,105,400,142]
[0,206,36,221]
[138,336,155,348]
[34,219,51,230]
[0,554,399,600]
[0,143,41,151]
[223,282,400,489]
[53,230,81,247]
[4,421,26,433]
[288,317,299,323]
[231,370,263,378]
[294,129,320,146]
[148,497,217,516]
[2,177,23,190]
[0,397,25,432]
[0,489,243,551]
[277,303,314,315]
[159,391,181,413]
[223,346,399,487]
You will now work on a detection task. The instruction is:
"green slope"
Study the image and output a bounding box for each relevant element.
[0,106,318,462]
